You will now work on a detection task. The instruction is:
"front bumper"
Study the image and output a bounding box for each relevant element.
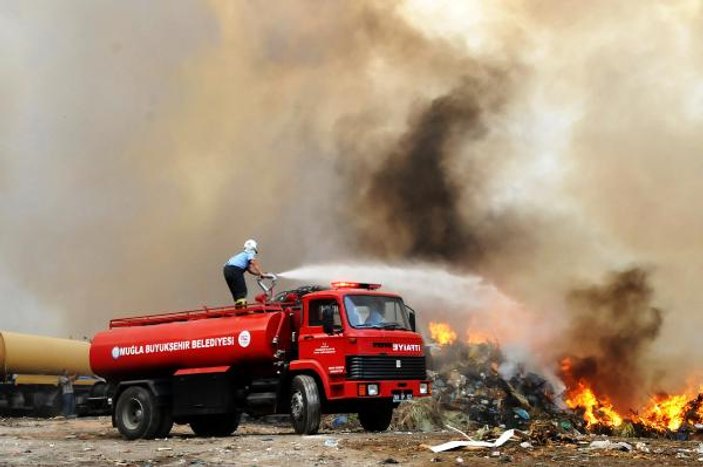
[328,379,431,400]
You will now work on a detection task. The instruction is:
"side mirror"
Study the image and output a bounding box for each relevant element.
[406,306,416,332]
[321,306,335,335]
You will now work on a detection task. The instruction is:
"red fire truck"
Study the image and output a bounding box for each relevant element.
[89,278,431,439]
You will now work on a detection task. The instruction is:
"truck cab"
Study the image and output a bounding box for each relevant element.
[283,281,430,433]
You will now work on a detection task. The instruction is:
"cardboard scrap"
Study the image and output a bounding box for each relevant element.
[429,429,516,453]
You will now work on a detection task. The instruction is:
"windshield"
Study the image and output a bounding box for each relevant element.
[344,295,410,330]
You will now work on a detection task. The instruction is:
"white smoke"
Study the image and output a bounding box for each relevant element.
[279,262,513,311]
[279,261,566,387]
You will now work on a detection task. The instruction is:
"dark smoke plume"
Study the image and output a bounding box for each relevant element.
[346,74,518,264]
[558,268,663,409]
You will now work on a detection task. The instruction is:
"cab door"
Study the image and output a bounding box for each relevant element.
[297,296,346,377]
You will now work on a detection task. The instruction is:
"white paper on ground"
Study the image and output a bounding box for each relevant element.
[429,429,516,453]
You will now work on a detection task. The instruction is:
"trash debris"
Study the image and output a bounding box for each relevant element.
[395,338,703,450]
[394,340,568,435]
[428,429,516,453]
[331,415,348,428]
[512,408,530,421]
[635,441,650,453]
[323,438,339,448]
[445,424,472,440]
[588,440,612,450]
[616,442,633,452]
[587,440,632,451]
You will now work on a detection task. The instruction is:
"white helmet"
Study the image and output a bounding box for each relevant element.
[243,238,258,253]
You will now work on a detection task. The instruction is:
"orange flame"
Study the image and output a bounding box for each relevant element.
[560,357,703,432]
[565,382,623,428]
[428,321,457,346]
[636,394,688,431]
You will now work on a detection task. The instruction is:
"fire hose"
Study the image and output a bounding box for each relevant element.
[256,273,278,300]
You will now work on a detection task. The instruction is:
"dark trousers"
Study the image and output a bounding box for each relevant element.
[62,393,75,417]
[223,265,247,301]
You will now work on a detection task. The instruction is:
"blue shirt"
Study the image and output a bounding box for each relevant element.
[365,309,384,325]
[225,250,256,269]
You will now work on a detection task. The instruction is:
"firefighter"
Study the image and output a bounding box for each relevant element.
[223,239,264,306]
[365,306,385,326]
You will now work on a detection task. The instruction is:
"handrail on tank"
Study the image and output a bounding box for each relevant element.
[109,273,281,328]
[109,302,285,328]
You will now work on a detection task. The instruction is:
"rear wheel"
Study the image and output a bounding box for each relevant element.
[154,407,174,438]
[359,401,394,432]
[115,386,161,440]
[290,375,321,435]
[189,413,241,437]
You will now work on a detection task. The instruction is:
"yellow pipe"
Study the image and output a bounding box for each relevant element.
[0,331,92,377]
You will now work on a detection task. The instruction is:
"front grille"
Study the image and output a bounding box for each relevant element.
[346,355,426,380]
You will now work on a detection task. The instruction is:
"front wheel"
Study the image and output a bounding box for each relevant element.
[115,386,162,440]
[359,401,394,432]
[290,375,321,435]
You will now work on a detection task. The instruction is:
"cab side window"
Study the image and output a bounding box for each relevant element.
[308,299,341,327]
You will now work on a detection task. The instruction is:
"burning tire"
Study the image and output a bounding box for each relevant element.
[290,375,320,435]
[189,413,241,437]
[358,401,394,432]
[115,386,162,440]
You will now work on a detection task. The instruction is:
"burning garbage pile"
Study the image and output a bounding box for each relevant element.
[556,268,703,439]
[393,319,703,442]
[393,321,575,438]
[561,356,703,438]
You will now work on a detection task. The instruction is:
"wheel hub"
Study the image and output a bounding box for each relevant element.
[291,391,304,420]
[123,398,144,430]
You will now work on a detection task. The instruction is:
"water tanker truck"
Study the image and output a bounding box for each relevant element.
[0,331,106,416]
[89,277,431,439]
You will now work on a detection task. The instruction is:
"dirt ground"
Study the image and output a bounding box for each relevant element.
[1,416,703,466]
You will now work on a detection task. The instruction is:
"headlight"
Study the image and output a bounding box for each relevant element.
[367,384,379,396]
[419,383,428,395]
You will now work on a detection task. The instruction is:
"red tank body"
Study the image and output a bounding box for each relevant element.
[90,309,285,379]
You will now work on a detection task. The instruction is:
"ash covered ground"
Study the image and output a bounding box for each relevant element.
[2,416,703,466]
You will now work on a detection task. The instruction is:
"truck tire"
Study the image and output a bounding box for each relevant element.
[154,407,174,438]
[115,386,162,440]
[189,413,241,437]
[358,401,394,432]
[290,375,321,435]
[90,381,108,398]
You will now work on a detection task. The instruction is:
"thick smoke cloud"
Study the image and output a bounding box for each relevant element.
[1,1,219,335]
[338,0,703,404]
[345,69,542,272]
[559,268,664,409]
[351,77,500,263]
[2,1,475,335]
